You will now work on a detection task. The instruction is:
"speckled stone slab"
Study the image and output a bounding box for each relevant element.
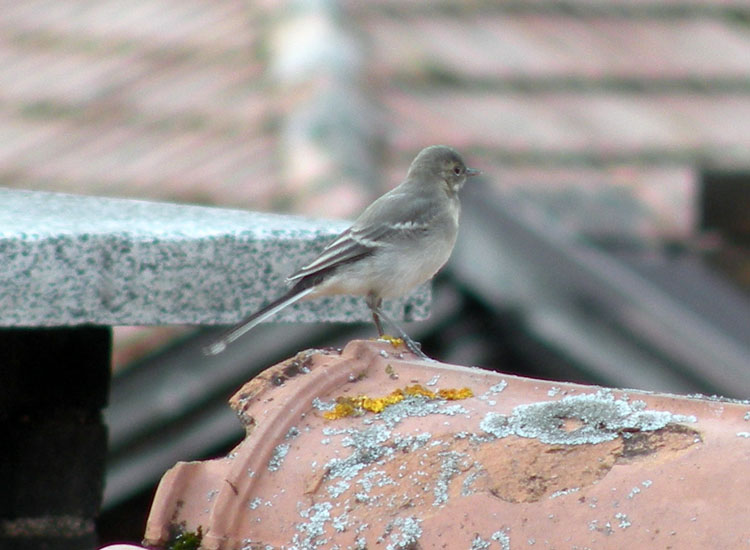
[0,189,430,326]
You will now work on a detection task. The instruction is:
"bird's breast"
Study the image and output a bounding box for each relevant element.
[312,203,460,299]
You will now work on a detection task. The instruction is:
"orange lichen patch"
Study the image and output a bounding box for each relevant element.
[323,384,473,419]
[437,387,474,400]
[403,384,436,398]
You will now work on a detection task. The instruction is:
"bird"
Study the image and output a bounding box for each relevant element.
[204,145,480,359]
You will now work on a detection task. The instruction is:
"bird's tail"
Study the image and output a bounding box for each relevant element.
[203,286,315,355]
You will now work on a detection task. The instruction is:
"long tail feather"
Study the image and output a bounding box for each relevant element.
[203,287,315,355]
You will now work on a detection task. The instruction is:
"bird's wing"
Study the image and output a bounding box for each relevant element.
[286,227,373,283]
[287,187,433,283]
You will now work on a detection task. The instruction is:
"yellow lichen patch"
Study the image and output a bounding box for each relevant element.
[378,335,405,348]
[324,401,359,420]
[437,387,474,400]
[323,384,473,420]
[362,390,405,413]
[404,384,437,398]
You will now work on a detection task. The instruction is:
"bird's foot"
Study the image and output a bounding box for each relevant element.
[376,334,431,361]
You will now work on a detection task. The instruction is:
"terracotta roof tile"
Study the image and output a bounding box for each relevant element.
[0,0,254,52]
[344,0,750,10]
[362,14,750,81]
[383,90,750,163]
[493,164,697,239]
[0,0,274,208]
[143,341,750,550]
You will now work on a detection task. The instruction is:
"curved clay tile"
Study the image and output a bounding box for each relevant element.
[141,340,750,550]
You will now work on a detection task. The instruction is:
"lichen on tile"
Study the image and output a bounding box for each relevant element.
[322,384,473,420]
[480,389,697,445]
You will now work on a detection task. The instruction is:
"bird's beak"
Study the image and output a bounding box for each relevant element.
[466,167,481,177]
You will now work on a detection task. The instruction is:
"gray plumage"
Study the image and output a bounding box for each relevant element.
[205,145,479,357]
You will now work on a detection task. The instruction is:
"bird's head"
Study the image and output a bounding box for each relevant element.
[407,145,480,195]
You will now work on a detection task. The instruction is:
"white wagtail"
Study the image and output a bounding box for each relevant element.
[204,145,479,358]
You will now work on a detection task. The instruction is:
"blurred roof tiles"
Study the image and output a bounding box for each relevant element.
[0,0,274,207]
[2,0,750,218]
[363,13,750,82]
[383,90,750,162]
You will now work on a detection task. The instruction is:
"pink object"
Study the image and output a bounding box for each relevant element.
[143,340,750,549]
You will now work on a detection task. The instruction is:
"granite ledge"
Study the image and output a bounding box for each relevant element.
[0,188,430,326]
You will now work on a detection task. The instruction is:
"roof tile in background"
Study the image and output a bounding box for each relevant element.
[362,13,750,82]
[0,0,276,208]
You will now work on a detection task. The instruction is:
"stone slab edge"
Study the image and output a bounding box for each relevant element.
[0,189,430,326]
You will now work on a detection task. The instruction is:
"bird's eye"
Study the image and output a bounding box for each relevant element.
[453,166,462,176]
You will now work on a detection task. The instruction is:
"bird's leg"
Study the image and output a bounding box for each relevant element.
[366,294,431,361]
[365,293,385,336]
